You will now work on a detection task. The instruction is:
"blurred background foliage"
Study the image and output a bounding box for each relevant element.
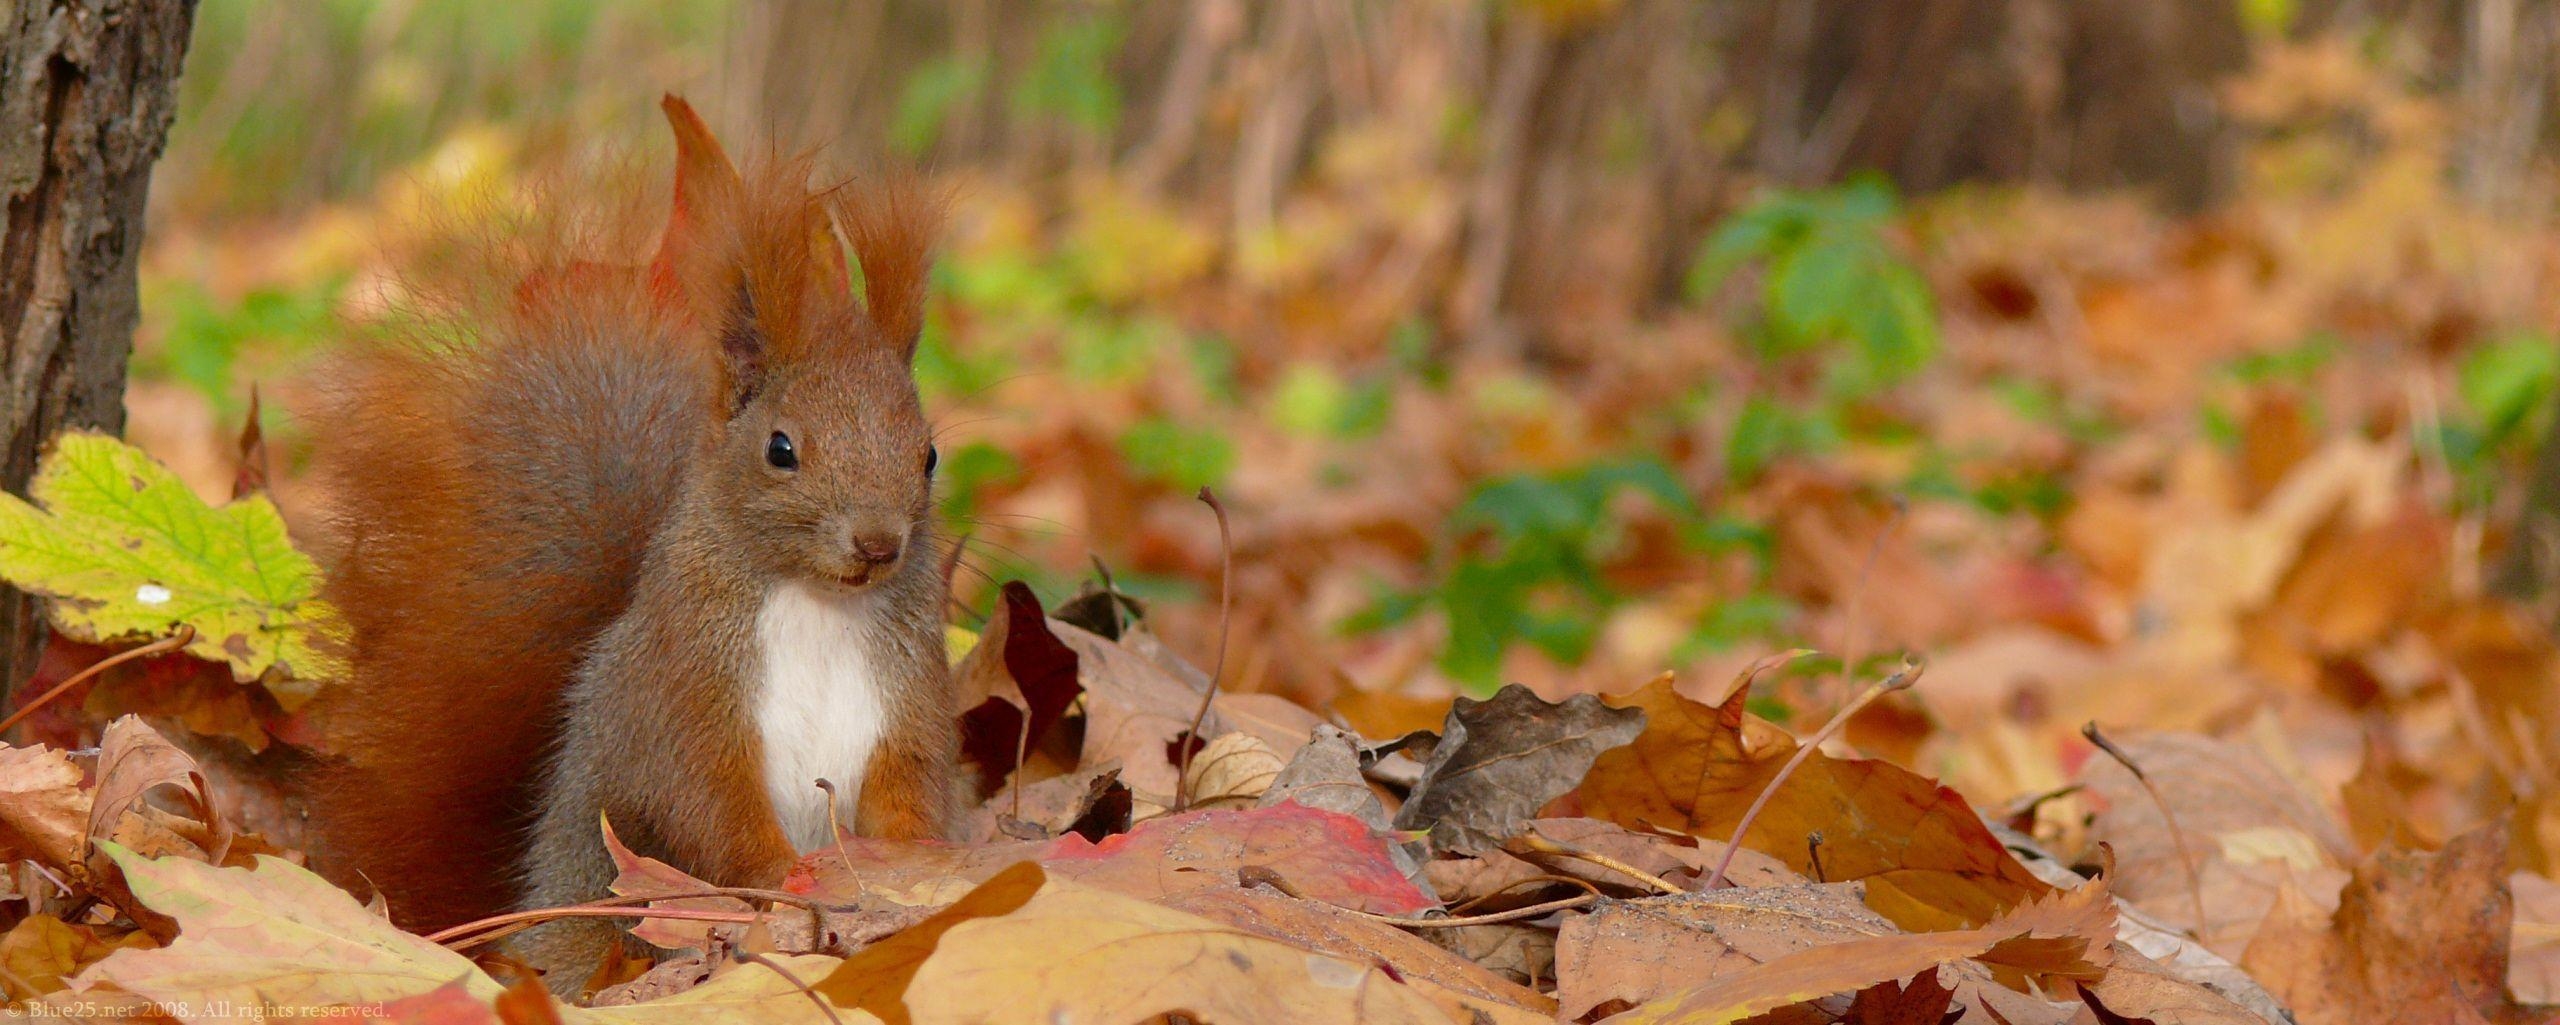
[130,0,2560,725]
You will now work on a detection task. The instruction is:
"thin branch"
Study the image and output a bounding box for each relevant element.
[1,626,196,738]
[1514,827,1683,895]
[1349,893,1598,929]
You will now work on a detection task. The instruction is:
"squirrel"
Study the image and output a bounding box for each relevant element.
[301,96,960,992]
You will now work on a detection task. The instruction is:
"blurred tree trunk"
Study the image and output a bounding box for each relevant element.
[0,0,198,702]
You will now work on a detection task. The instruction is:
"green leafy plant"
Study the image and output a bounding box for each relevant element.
[1689,175,1939,400]
[1365,457,1698,690]
[1686,178,1940,484]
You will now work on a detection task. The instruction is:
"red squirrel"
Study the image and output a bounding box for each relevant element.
[303,97,959,988]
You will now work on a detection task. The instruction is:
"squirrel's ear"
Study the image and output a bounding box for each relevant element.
[710,275,767,411]
[648,94,744,301]
[834,180,944,361]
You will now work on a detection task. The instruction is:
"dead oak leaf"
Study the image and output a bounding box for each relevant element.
[1576,674,2050,930]
[815,862,1458,1025]
[2239,821,2534,1025]
[1390,683,1645,854]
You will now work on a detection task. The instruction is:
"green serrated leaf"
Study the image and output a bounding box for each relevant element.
[0,432,343,703]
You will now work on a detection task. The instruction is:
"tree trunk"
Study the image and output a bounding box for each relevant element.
[0,0,198,699]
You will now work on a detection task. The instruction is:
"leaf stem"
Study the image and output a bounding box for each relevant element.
[0,626,196,739]
[1705,657,1923,890]
[1172,486,1233,811]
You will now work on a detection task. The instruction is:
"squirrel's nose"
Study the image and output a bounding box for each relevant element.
[852,535,903,566]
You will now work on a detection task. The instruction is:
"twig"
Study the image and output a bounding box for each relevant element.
[2082,722,2208,932]
[814,779,861,883]
[1173,487,1233,811]
[1,626,196,737]
[1806,832,1827,884]
[1706,657,1924,890]
[430,905,761,950]
[430,887,825,950]
[1514,827,1683,895]
[1447,874,1602,915]
[1349,893,1598,929]
[737,950,844,1025]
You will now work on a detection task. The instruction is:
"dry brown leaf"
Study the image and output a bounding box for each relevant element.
[2080,944,2272,1025]
[815,862,1463,1025]
[1593,926,2017,1025]
[1179,730,1284,808]
[2510,870,2560,1004]
[790,802,1435,915]
[2239,821,2532,1025]
[86,716,209,856]
[1556,883,1896,1020]
[1163,884,1555,1021]
[1843,966,1962,1025]
[1577,675,2051,930]
[2077,730,2354,944]
[0,914,150,1001]
[0,741,91,872]
[1390,683,1644,853]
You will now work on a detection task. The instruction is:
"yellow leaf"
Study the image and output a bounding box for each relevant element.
[0,432,344,704]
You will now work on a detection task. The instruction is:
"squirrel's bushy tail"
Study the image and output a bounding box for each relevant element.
[303,99,739,930]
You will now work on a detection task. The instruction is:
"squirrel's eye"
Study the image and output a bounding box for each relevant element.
[925,444,939,476]
[765,431,798,471]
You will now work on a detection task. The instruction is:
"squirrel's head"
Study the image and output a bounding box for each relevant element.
[657,96,944,594]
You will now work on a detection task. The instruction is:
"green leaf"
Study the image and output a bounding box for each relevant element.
[2459,332,2559,445]
[0,432,343,703]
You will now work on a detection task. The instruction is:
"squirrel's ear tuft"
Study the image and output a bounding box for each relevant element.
[648,94,744,300]
[833,179,945,361]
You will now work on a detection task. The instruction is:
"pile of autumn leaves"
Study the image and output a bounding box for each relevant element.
[0,578,2542,1024]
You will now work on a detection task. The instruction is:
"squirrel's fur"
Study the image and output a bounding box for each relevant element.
[303,98,957,991]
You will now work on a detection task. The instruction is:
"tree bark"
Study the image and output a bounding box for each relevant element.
[0,0,197,699]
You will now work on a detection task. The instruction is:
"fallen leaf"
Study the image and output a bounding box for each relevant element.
[1577,675,2050,929]
[2077,730,2353,943]
[791,803,1435,916]
[1391,683,1645,853]
[2080,945,2270,1025]
[1555,882,1896,1020]
[1593,927,2015,1025]
[1843,967,1961,1025]
[74,843,503,1010]
[0,914,150,1001]
[0,741,89,872]
[1163,884,1555,1021]
[816,862,1459,1025]
[604,818,751,951]
[86,716,208,855]
[2239,820,2531,1025]
[953,583,1081,796]
[0,432,345,698]
[1179,731,1283,808]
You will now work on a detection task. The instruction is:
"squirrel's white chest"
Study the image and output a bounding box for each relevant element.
[752,580,890,853]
